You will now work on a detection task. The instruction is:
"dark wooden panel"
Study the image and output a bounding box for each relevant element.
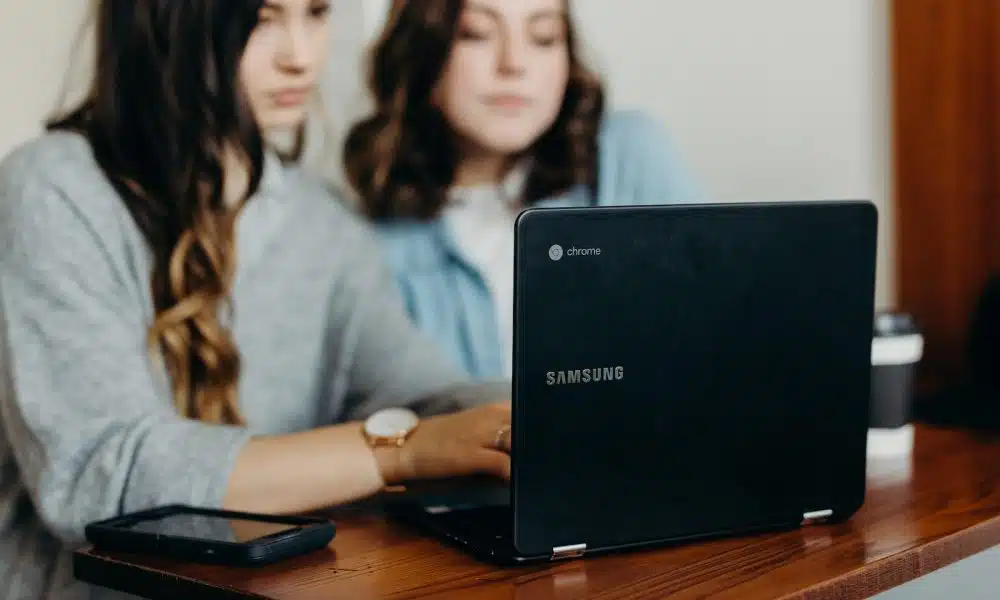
[893,0,1000,387]
[75,425,1000,599]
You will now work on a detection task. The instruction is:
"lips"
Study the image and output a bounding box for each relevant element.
[485,94,532,109]
[269,87,311,108]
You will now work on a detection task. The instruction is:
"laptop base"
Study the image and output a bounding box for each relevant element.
[390,504,543,566]
[391,502,810,567]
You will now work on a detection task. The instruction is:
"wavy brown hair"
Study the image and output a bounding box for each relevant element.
[343,0,605,220]
[48,0,272,425]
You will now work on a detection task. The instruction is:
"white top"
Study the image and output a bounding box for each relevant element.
[443,166,528,378]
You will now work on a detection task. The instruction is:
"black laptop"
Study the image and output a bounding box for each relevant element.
[391,200,879,565]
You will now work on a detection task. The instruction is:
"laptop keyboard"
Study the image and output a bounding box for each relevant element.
[429,505,513,540]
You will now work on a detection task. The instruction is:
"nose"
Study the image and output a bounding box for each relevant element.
[276,21,310,72]
[497,34,527,77]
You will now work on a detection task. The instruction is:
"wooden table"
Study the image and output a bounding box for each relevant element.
[74,424,1000,599]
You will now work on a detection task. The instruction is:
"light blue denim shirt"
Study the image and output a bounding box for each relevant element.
[375,110,703,378]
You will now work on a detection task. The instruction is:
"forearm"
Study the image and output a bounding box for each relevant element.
[224,382,513,515]
[222,421,399,515]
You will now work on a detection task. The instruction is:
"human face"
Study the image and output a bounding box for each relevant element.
[435,0,571,158]
[240,0,332,132]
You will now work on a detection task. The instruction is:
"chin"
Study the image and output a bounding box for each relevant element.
[472,131,540,156]
[465,115,556,155]
[256,107,308,132]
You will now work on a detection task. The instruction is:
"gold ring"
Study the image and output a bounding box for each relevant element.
[494,424,511,451]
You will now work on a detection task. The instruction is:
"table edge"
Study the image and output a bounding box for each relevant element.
[73,551,271,600]
[779,513,1000,600]
[72,508,1000,600]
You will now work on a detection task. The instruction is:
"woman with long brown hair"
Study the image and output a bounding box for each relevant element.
[344,0,702,379]
[0,2,512,598]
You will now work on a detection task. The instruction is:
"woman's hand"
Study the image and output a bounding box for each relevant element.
[376,401,512,485]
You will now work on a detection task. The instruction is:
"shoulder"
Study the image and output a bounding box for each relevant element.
[280,166,448,274]
[598,109,683,163]
[599,109,665,138]
[282,167,364,227]
[0,131,128,245]
[280,166,389,258]
[594,109,703,203]
[0,130,111,196]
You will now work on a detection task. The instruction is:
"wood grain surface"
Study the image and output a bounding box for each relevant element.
[74,425,1000,599]
[892,0,1000,388]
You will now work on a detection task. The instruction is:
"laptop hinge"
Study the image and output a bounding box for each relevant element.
[551,543,587,561]
[801,509,833,526]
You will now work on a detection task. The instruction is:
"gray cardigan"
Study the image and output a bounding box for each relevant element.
[0,132,503,600]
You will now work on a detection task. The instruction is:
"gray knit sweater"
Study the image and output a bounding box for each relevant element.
[0,132,501,600]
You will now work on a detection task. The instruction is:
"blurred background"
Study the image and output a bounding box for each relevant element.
[7,0,992,414]
[0,0,895,306]
[1,0,998,596]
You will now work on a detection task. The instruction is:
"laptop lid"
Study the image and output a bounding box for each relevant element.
[510,201,878,558]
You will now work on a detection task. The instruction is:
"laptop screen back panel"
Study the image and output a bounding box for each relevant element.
[511,202,877,558]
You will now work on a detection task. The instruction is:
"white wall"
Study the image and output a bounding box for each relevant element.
[0,0,895,309]
[0,1,369,170]
[0,1,90,160]
[362,0,895,309]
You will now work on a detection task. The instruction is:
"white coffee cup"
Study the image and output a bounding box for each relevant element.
[867,312,923,459]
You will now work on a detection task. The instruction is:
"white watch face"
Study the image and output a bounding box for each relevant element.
[365,408,419,438]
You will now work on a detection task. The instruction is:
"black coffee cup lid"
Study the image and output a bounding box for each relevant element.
[874,312,919,337]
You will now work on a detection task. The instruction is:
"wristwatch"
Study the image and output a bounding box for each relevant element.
[363,408,419,492]
[362,407,419,447]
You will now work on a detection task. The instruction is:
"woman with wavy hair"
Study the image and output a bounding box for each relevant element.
[344,0,702,379]
[0,2,513,598]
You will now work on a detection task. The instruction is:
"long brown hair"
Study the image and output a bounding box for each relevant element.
[343,0,605,221]
[48,0,270,425]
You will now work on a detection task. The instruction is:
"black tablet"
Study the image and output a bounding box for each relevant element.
[85,504,336,566]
